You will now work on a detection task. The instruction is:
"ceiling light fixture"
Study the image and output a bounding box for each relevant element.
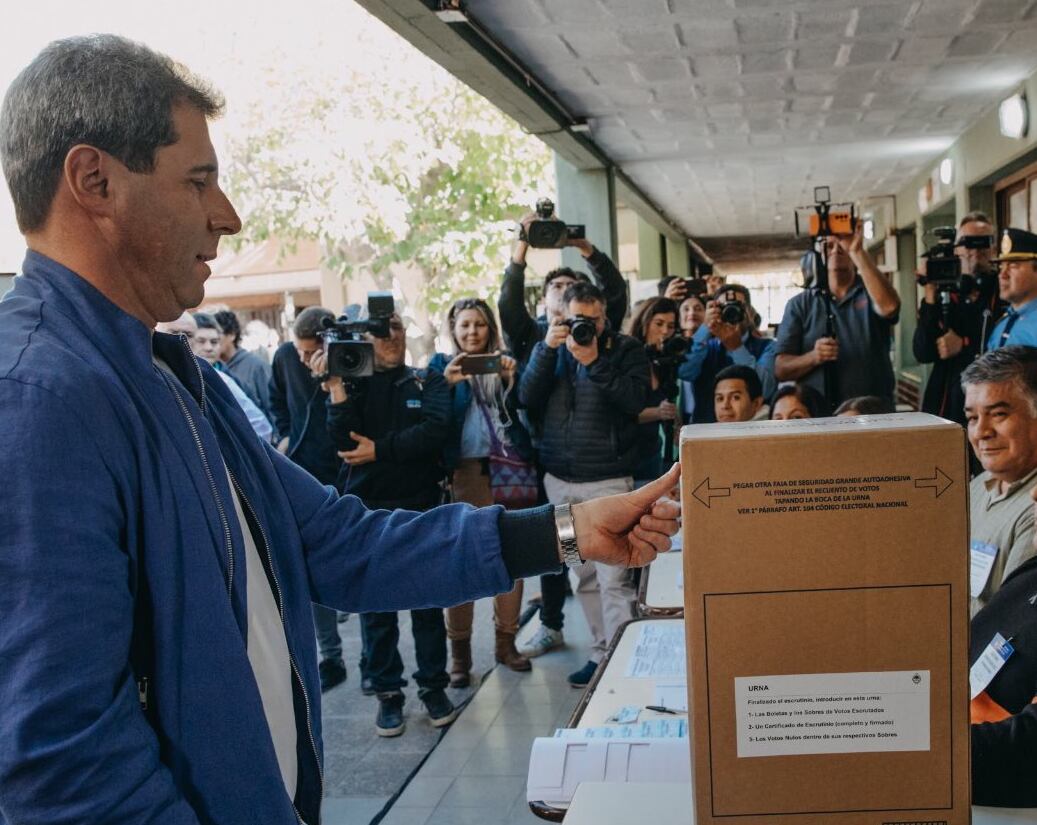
[939,158,953,186]
[863,219,875,241]
[999,93,1029,139]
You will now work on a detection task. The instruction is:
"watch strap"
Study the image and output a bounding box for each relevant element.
[554,503,583,568]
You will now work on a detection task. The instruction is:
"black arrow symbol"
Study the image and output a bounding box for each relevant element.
[914,467,953,498]
[693,477,731,508]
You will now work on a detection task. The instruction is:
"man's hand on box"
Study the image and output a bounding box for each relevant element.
[572,463,682,568]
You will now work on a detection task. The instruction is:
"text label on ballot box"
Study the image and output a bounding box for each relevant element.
[735,670,931,758]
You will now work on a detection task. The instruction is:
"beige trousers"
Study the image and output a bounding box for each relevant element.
[445,459,523,639]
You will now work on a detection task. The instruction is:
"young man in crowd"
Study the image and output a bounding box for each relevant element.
[712,364,764,423]
[214,308,274,419]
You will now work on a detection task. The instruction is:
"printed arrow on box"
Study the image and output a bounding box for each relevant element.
[693,477,731,508]
[913,467,953,498]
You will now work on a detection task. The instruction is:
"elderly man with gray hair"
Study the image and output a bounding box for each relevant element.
[962,345,1037,615]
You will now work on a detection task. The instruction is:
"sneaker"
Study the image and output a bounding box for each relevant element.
[421,689,460,728]
[361,675,375,696]
[518,625,564,659]
[318,658,347,693]
[375,692,405,737]
[567,660,598,689]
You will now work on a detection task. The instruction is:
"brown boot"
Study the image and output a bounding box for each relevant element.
[495,631,532,672]
[449,638,472,688]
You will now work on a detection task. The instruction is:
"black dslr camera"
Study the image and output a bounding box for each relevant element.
[919,227,961,287]
[716,288,747,326]
[521,198,586,249]
[318,292,395,380]
[563,316,598,346]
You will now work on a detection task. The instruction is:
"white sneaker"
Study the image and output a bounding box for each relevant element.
[518,625,564,658]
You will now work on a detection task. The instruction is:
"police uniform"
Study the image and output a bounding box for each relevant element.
[987,227,1037,350]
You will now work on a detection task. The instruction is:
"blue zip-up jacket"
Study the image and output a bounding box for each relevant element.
[0,252,558,824]
[677,326,777,423]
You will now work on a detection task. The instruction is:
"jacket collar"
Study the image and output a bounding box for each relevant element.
[20,250,206,404]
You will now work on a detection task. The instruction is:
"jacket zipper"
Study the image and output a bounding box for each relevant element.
[160,360,235,595]
[228,472,324,822]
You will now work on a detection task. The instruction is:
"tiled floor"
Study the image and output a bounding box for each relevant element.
[377,611,591,825]
[319,589,593,825]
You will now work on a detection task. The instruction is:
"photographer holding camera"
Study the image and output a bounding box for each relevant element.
[678,284,776,423]
[313,312,456,737]
[499,201,629,368]
[627,297,684,483]
[913,212,1001,426]
[428,298,535,685]
[519,281,650,687]
[775,223,900,408]
[498,202,630,660]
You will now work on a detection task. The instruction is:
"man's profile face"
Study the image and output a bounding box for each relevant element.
[115,104,241,324]
[965,380,1037,481]
[192,326,222,364]
[566,298,606,337]
[545,276,578,318]
[957,220,995,276]
[218,332,236,361]
[714,378,761,423]
[372,315,407,371]
[998,260,1037,306]
[294,337,321,368]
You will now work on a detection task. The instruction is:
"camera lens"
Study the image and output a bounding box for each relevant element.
[569,319,596,346]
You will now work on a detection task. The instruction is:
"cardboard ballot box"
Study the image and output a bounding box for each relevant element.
[681,414,970,825]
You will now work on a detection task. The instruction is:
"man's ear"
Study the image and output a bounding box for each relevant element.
[63,144,116,219]
[751,397,764,416]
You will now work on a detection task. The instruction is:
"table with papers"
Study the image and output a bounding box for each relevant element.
[636,548,684,617]
[528,618,688,820]
[562,782,1037,825]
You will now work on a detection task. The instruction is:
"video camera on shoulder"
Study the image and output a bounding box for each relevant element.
[919,226,961,288]
[318,292,395,379]
[521,198,586,249]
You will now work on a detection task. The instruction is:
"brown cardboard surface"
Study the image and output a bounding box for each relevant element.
[681,414,971,825]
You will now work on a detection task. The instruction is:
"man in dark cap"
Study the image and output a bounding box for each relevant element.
[988,227,1037,350]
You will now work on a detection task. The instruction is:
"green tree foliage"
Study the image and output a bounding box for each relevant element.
[222,23,552,341]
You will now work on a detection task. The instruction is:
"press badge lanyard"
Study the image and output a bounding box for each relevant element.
[970,632,1015,700]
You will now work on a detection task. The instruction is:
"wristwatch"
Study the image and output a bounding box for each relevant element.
[554,503,583,568]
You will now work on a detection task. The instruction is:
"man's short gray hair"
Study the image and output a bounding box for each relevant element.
[961,346,1037,416]
[0,34,223,233]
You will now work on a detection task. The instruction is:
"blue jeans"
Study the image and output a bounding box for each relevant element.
[361,608,449,695]
[311,603,342,662]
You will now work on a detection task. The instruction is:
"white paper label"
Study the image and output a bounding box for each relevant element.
[970,632,1015,699]
[970,540,998,599]
[735,670,930,757]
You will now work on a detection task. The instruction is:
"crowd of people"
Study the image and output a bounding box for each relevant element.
[162,195,1037,806]
[4,32,1037,821]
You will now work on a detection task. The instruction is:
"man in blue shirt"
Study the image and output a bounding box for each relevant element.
[987,227,1037,351]
[0,35,680,824]
[678,283,776,423]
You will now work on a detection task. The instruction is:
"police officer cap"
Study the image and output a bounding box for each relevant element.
[992,227,1037,262]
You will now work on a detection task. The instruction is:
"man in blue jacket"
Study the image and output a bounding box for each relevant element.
[0,35,680,825]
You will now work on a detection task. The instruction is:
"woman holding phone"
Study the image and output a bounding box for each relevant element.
[428,298,535,686]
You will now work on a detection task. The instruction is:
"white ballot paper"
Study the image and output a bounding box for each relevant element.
[626,622,686,678]
[735,670,931,758]
[653,681,689,712]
